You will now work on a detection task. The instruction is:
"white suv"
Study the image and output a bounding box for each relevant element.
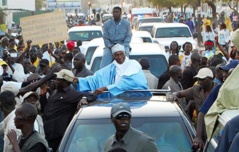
[151,23,198,52]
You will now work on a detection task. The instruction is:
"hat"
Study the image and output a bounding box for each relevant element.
[55,69,74,82]
[111,44,125,54]
[66,40,75,50]
[204,41,214,47]
[194,67,214,79]
[39,59,49,67]
[23,91,39,102]
[111,102,131,117]
[219,60,239,71]
[0,60,7,66]
[1,82,19,96]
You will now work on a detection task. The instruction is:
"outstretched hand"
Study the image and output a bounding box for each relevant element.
[94,87,107,95]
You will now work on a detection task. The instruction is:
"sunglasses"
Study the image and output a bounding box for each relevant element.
[115,113,131,120]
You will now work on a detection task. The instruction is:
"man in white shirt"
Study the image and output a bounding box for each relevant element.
[218,23,230,53]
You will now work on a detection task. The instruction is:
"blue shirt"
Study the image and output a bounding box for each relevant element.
[199,85,222,114]
[214,78,223,85]
[103,19,132,48]
[77,60,148,96]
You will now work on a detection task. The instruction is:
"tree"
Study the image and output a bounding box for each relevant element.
[148,0,180,12]
[0,8,6,24]
[227,0,239,15]
[35,0,44,11]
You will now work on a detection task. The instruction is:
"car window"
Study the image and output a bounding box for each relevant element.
[91,55,167,77]
[85,46,97,65]
[130,55,168,77]
[69,31,103,41]
[91,56,102,73]
[141,37,153,43]
[155,27,191,38]
[102,16,113,22]
[139,26,153,33]
[64,117,192,152]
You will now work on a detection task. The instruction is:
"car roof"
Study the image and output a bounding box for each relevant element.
[103,14,113,17]
[92,43,167,58]
[137,17,164,21]
[153,23,189,28]
[132,31,152,38]
[68,26,103,32]
[139,22,164,27]
[86,38,104,47]
[77,92,180,119]
[218,109,239,126]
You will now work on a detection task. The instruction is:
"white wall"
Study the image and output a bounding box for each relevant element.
[7,0,35,11]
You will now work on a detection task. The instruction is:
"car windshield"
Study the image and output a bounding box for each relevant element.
[91,55,168,77]
[69,31,103,41]
[63,117,192,152]
[139,26,153,33]
[155,27,191,38]
[103,15,113,22]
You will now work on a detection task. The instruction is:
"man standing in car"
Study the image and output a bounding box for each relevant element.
[100,6,132,68]
[104,102,159,152]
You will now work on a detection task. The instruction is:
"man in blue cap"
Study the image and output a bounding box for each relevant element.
[104,102,158,152]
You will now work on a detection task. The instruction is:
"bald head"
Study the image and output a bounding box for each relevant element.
[138,57,150,70]
[191,52,201,63]
[74,53,85,61]
[17,103,37,123]
[169,65,182,76]
[168,55,180,66]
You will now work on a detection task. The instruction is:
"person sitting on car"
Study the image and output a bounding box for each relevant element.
[104,102,159,152]
[100,6,132,68]
[74,44,148,96]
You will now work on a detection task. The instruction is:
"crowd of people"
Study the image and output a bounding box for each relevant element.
[0,5,238,152]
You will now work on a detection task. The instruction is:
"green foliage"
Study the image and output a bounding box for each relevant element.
[35,0,44,11]
[148,0,197,8]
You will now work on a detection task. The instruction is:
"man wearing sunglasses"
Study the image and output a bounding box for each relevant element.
[104,102,159,152]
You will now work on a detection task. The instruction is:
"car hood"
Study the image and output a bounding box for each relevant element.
[155,37,197,46]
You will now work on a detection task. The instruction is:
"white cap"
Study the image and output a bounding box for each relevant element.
[194,67,213,79]
[111,44,125,54]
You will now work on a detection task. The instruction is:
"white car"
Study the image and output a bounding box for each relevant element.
[67,26,103,54]
[151,23,198,52]
[88,43,168,77]
[67,26,103,45]
[138,23,163,34]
